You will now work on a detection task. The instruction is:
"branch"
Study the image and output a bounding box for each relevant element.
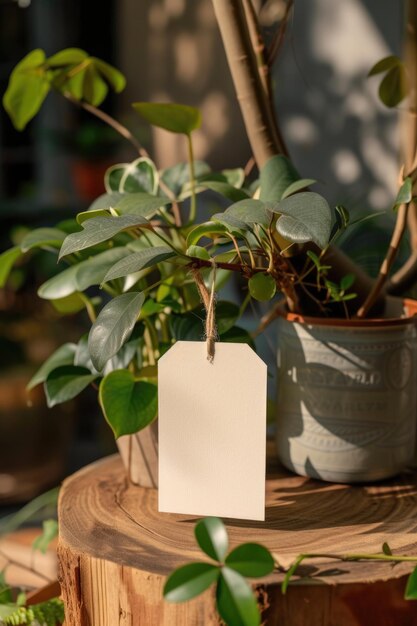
[356,202,409,318]
[387,0,417,293]
[267,0,294,67]
[63,92,183,226]
[241,0,289,156]
[211,0,280,167]
[63,92,148,157]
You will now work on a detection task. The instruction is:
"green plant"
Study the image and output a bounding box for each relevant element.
[164,517,274,626]
[0,493,62,626]
[165,518,417,626]
[0,29,416,439]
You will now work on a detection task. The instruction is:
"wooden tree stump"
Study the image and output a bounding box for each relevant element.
[58,453,417,626]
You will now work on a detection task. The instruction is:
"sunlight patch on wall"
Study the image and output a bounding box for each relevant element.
[312,0,390,76]
[331,149,361,184]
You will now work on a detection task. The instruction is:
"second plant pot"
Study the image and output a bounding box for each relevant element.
[276,298,417,483]
[116,421,158,488]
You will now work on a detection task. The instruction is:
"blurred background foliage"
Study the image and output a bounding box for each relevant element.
[0,0,411,506]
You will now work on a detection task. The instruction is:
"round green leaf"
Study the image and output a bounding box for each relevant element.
[133,102,201,135]
[368,55,402,76]
[216,567,260,626]
[93,58,126,92]
[224,199,270,226]
[273,191,332,249]
[195,517,229,562]
[379,65,409,108]
[225,543,275,578]
[248,273,276,301]
[164,562,220,603]
[47,48,88,67]
[99,370,157,437]
[3,70,50,131]
[45,365,97,408]
[88,292,145,371]
[260,155,301,203]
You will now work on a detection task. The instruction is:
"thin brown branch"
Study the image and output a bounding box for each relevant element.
[242,0,289,156]
[266,0,294,67]
[386,249,417,294]
[63,92,148,157]
[63,92,182,226]
[356,202,409,318]
[390,0,417,293]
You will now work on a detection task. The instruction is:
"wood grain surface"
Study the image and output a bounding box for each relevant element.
[58,453,417,625]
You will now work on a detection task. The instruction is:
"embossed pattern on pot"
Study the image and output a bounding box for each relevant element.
[276,313,417,483]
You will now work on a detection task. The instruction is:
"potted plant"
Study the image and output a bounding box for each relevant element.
[2,0,417,488]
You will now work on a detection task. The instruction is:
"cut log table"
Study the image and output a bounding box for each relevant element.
[58,454,417,626]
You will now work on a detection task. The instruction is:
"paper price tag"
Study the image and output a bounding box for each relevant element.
[158,341,267,521]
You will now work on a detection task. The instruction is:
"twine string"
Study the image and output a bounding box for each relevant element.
[191,261,217,362]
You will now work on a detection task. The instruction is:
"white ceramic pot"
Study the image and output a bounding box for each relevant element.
[116,421,158,488]
[276,299,417,483]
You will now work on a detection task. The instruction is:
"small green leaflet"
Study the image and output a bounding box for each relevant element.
[3,49,50,130]
[225,543,275,577]
[216,567,260,626]
[394,177,412,209]
[248,273,276,301]
[133,102,201,135]
[195,517,229,562]
[163,563,220,603]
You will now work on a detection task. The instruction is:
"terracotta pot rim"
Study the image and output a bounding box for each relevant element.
[278,297,417,328]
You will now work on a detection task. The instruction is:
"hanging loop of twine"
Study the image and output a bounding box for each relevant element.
[191,260,218,362]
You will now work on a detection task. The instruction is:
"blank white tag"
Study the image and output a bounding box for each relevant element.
[158,341,267,521]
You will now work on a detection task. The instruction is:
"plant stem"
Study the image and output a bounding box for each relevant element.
[242,0,289,156]
[79,293,96,323]
[356,200,409,318]
[211,0,280,167]
[63,92,148,157]
[186,133,197,224]
[62,92,182,226]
